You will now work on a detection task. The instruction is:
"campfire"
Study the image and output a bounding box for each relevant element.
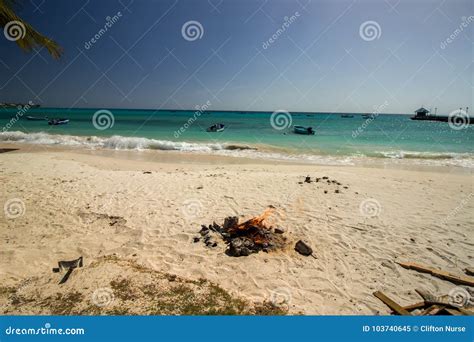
[197,207,287,257]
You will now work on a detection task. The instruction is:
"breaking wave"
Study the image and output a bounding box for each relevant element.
[0,131,253,152]
[369,150,474,168]
[1,131,472,168]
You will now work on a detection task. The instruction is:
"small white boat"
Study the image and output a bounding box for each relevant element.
[206,123,225,132]
[293,125,315,135]
[48,118,69,125]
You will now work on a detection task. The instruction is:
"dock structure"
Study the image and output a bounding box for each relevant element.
[410,106,472,124]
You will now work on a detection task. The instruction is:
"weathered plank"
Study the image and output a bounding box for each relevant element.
[415,289,451,306]
[373,291,411,315]
[458,308,474,316]
[398,262,474,286]
[402,301,427,311]
[444,308,463,316]
[420,305,445,316]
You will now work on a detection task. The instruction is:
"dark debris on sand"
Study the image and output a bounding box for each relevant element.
[195,208,287,257]
[300,175,350,194]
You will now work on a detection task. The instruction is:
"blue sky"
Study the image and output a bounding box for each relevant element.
[0,0,472,114]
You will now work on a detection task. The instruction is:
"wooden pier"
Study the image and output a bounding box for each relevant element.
[410,107,472,124]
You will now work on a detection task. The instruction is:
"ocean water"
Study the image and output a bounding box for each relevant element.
[1,108,473,168]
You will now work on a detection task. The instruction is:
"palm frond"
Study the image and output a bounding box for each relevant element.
[0,0,62,59]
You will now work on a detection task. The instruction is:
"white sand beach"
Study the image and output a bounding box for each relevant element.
[0,144,472,315]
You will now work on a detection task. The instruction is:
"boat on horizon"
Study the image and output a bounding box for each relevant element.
[26,115,47,121]
[341,114,354,118]
[206,123,225,132]
[293,125,315,135]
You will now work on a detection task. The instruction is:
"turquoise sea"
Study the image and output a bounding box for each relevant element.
[1,108,473,168]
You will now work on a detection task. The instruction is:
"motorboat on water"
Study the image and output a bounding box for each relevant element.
[341,114,354,118]
[293,125,315,135]
[206,123,225,132]
[48,118,70,125]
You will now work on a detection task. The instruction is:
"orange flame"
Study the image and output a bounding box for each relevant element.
[236,207,274,230]
[224,208,275,245]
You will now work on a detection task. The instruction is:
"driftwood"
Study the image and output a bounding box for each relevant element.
[375,289,472,316]
[397,262,474,286]
[402,301,426,311]
[415,289,452,307]
[420,305,445,316]
[444,308,463,315]
[52,256,83,284]
[458,308,474,316]
[373,261,474,316]
[373,291,411,315]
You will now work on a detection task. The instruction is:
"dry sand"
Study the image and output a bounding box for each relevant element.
[0,144,472,314]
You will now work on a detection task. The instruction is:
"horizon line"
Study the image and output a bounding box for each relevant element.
[1,105,418,116]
